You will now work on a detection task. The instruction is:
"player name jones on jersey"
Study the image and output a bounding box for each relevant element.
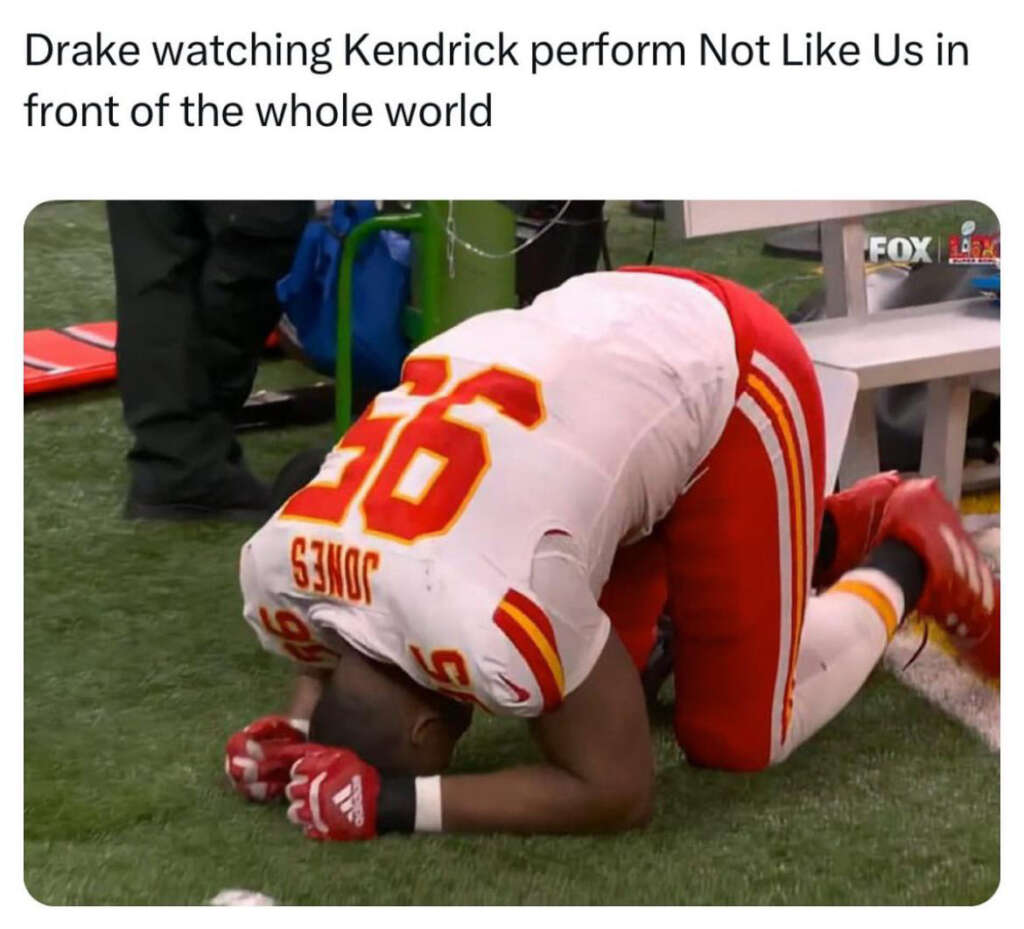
[290,536,381,605]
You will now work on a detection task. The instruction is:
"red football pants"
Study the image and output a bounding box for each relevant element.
[599,268,826,771]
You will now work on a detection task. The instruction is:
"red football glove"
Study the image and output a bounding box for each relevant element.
[285,748,381,841]
[225,715,319,802]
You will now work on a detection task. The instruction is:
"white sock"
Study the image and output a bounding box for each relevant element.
[774,569,903,763]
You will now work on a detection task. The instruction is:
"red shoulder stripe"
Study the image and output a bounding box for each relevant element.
[503,588,560,655]
[493,604,563,712]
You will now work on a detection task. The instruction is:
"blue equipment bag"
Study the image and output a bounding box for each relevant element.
[970,272,1001,303]
[276,201,411,394]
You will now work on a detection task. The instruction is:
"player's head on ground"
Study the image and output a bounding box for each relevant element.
[309,647,473,776]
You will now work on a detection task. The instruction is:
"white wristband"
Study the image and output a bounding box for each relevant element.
[414,775,443,832]
[289,717,310,736]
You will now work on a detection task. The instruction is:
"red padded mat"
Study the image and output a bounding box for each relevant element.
[25,321,280,396]
[24,322,118,396]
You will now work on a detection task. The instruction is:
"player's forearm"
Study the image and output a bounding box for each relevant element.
[286,668,330,722]
[436,763,652,835]
[433,635,654,835]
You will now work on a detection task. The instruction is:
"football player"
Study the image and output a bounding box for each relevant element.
[226,267,999,840]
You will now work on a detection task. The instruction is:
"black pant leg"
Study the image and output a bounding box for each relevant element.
[107,200,236,501]
[197,201,313,428]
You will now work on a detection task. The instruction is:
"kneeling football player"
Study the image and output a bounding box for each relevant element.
[226,268,999,840]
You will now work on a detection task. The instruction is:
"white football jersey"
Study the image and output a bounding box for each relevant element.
[240,271,738,716]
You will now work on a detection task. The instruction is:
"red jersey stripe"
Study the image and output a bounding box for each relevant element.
[493,605,563,712]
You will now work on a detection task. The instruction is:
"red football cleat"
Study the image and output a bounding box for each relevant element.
[874,478,999,679]
[815,471,901,588]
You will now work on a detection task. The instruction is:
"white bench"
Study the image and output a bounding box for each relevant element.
[795,300,999,500]
[662,201,1000,501]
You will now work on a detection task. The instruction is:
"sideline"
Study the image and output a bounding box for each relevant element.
[885,622,999,751]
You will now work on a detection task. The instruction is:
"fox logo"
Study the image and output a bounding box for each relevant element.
[332,774,365,828]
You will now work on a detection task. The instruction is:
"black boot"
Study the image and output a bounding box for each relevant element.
[124,463,271,523]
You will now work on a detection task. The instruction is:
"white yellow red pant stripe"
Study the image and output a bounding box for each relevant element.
[603,269,826,770]
[601,268,904,769]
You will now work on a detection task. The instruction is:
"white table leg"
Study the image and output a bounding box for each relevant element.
[821,218,869,320]
[838,389,880,489]
[920,376,972,502]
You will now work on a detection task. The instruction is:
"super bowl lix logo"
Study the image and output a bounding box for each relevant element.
[948,221,1000,265]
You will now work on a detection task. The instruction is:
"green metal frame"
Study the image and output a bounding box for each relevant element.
[334,201,516,436]
[335,210,442,434]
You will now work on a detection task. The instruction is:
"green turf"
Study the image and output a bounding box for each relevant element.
[23,201,999,904]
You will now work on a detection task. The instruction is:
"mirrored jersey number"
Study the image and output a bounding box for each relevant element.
[259,607,334,665]
[409,644,488,710]
[280,357,545,543]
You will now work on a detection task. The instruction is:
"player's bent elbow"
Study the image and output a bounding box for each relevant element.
[602,752,655,831]
[595,776,654,832]
[607,788,653,832]
[624,783,654,829]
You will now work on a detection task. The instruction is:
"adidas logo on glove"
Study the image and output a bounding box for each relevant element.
[332,775,365,828]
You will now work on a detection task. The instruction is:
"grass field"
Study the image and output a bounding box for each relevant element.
[23,201,999,905]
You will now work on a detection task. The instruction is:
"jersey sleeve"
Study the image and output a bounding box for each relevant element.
[476,534,610,718]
